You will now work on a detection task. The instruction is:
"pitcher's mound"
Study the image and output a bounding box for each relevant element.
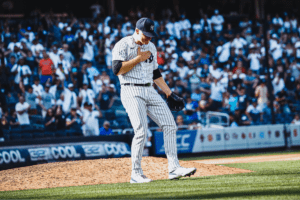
[0,157,252,191]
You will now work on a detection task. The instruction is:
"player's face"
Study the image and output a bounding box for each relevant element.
[138,30,152,45]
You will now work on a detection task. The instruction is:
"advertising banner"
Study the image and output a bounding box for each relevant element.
[246,125,271,149]
[223,127,248,150]
[267,125,285,147]
[0,141,131,170]
[154,130,197,155]
[288,124,300,146]
[153,124,288,156]
[195,128,226,152]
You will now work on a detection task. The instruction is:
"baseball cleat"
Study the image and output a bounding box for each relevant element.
[130,174,152,183]
[169,167,197,180]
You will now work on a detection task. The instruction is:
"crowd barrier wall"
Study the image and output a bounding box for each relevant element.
[2,124,300,169]
[153,124,300,155]
[0,141,131,170]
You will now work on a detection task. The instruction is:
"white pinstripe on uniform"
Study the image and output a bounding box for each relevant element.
[112,35,181,175]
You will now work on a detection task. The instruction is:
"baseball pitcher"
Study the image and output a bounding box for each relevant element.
[112,17,196,183]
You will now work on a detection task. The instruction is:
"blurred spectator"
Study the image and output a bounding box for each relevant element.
[97,85,115,111]
[64,83,78,113]
[66,108,83,134]
[200,14,212,33]
[8,110,20,127]
[55,62,68,81]
[255,79,268,109]
[211,9,224,33]
[61,44,74,65]
[244,69,258,96]
[83,61,99,82]
[26,51,38,75]
[99,120,113,135]
[285,70,296,95]
[39,50,54,84]
[228,91,238,112]
[245,99,263,125]
[295,83,300,101]
[55,107,66,130]
[15,96,31,125]
[191,88,201,101]
[222,91,230,112]
[232,34,247,55]
[246,45,262,74]
[1,115,9,130]
[82,104,102,136]
[20,83,38,115]
[272,73,285,95]
[49,46,60,68]
[90,1,103,18]
[79,82,96,108]
[44,108,56,132]
[32,77,44,96]
[276,88,291,114]
[100,70,111,86]
[272,13,283,31]
[39,83,55,117]
[209,77,225,111]
[11,57,32,92]
[291,113,300,124]
[176,115,185,130]
[229,112,239,127]
[237,87,249,113]
[31,38,44,57]
[157,47,165,68]
[63,27,75,44]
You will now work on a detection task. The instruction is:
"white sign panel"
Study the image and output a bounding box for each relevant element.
[196,129,226,152]
[247,125,271,149]
[223,127,248,150]
[288,124,300,146]
[267,125,285,147]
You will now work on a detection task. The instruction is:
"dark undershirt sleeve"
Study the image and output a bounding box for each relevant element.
[153,68,162,80]
[112,60,123,75]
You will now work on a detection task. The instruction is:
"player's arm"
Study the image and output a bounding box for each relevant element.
[153,70,172,98]
[112,47,151,76]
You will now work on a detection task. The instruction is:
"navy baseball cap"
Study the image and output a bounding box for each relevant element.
[136,18,158,38]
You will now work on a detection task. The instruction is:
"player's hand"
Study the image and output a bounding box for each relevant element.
[137,47,151,62]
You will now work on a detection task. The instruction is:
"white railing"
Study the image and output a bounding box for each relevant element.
[206,111,229,128]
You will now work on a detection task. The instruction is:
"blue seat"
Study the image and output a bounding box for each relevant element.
[44,132,55,138]
[33,132,44,138]
[21,133,33,139]
[10,128,23,134]
[98,118,105,127]
[30,115,44,124]
[66,130,83,137]
[55,130,67,137]
[3,130,10,141]
[105,110,116,121]
[10,133,22,140]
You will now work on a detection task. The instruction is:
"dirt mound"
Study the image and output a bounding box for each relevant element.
[0,157,252,191]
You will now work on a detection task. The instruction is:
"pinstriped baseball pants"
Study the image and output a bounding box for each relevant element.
[121,85,181,175]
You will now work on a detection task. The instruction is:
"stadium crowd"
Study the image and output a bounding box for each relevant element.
[1,6,300,139]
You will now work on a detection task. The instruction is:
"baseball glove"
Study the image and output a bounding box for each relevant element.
[167,93,185,111]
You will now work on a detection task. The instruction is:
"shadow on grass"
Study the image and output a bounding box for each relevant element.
[101,188,300,199]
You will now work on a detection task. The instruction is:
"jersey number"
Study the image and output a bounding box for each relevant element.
[144,54,154,63]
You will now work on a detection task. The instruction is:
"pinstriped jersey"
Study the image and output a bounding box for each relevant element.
[112,35,158,84]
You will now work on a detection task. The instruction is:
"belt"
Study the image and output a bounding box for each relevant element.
[122,83,151,87]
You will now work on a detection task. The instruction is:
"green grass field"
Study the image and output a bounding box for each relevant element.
[1,151,300,199]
